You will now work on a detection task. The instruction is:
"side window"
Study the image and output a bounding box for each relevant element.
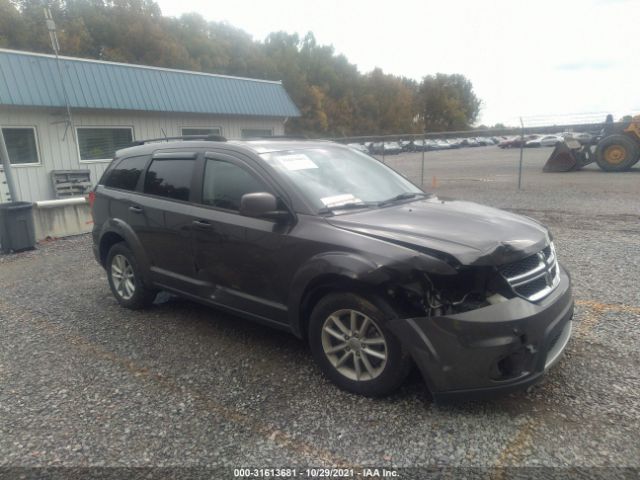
[104,155,148,191]
[202,159,267,211]
[144,158,195,201]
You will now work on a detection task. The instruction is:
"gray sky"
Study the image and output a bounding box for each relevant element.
[157,0,639,126]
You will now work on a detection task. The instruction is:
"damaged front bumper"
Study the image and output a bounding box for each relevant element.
[389,264,574,402]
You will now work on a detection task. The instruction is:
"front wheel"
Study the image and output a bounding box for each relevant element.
[308,292,411,397]
[106,242,157,309]
[595,134,640,171]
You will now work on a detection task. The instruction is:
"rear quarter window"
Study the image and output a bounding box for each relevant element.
[103,156,149,191]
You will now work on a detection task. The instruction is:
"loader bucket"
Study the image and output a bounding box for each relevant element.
[543,140,591,172]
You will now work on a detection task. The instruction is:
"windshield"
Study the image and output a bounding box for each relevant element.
[261,146,423,211]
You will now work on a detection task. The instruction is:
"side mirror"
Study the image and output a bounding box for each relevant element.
[240,192,290,222]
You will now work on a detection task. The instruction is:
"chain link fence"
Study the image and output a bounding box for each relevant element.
[325,114,637,190]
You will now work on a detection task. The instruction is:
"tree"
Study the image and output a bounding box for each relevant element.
[3,0,483,137]
[418,74,481,132]
[0,0,26,48]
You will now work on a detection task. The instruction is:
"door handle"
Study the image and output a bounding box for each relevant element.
[192,219,212,230]
[129,205,143,214]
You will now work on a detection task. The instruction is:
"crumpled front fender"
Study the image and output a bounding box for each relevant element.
[388,266,574,401]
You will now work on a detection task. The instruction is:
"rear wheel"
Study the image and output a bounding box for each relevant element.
[308,292,411,397]
[106,242,157,309]
[595,134,640,171]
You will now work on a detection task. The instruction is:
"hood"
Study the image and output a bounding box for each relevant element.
[327,196,550,266]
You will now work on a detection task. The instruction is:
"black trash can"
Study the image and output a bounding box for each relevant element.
[0,201,36,253]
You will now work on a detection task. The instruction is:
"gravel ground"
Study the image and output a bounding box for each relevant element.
[1,146,639,478]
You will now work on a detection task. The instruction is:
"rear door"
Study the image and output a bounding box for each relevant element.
[190,152,292,325]
[135,151,200,291]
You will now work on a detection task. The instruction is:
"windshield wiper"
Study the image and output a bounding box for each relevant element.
[318,202,375,215]
[377,192,429,207]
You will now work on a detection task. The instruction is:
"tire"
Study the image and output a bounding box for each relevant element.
[308,292,411,397]
[595,134,640,171]
[106,242,157,309]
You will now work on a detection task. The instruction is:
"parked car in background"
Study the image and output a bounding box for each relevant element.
[383,142,403,155]
[424,139,439,150]
[526,135,563,147]
[498,135,538,149]
[434,140,452,150]
[498,137,518,148]
[347,143,370,153]
[461,138,480,147]
[369,142,384,154]
[412,139,426,151]
[369,142,402,155]
[400,140,414,152]
[562,132,593,145]
[475,137,494,146]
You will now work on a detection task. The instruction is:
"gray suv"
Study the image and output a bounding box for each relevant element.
[91,137,574,401]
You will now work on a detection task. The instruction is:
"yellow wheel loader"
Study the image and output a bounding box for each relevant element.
[543,115,640,172]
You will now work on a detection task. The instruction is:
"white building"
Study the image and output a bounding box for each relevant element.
[0,49,300,203]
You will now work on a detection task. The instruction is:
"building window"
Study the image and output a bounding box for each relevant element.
[77,127,133,161]
[181,127,222,137]
[144,158,195,202]
[1,127,40,165]
[241,129,273,139]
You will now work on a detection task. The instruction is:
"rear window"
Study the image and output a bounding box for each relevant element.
[104,155,148,191]
[143,158,195,201]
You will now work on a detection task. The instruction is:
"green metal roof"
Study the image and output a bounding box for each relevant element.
[0,49,300,117]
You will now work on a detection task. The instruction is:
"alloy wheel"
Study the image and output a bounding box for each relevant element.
[321,309,388,381]
[111,254,136,300]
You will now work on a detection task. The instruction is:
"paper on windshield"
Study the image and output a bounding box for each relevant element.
[321,193,362,208]
[277,154,318,171]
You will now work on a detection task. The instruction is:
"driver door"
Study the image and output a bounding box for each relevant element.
[190,152,291,325]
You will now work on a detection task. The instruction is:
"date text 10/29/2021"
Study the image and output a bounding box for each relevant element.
[233,468,399,478]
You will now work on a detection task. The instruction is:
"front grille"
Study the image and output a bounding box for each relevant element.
[515,277,548,298]
[499,242,560,302]
[499,255,540,278]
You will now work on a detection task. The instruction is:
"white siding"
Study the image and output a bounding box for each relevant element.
[0,106,285,202]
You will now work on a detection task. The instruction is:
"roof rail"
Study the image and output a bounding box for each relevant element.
[130,134,227,146]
